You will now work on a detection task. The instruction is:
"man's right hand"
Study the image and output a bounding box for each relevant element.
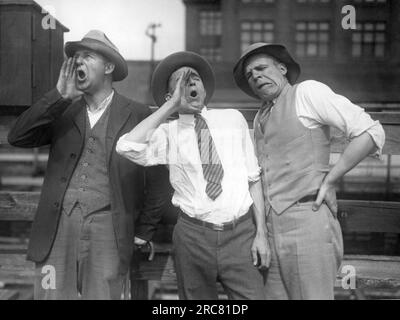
[168,69,200,114]
[56,57,83,100]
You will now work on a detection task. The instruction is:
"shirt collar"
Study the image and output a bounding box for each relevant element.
[86,90,114,114]
[178,105,207,125]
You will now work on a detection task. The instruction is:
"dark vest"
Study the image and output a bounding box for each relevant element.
[254,84,330,215]
[62,106,111,216]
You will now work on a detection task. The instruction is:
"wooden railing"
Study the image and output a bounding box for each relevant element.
[0,110,400,299]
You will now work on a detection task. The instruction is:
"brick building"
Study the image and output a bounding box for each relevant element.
[183,0,400,106]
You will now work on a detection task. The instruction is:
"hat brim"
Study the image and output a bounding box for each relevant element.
[65,39,128,81]
[233,44,301,99]
[151,51,215,107]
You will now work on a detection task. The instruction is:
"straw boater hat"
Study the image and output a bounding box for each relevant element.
[64,30,128,81]
[151,51,215,107]
[233,42,301,99]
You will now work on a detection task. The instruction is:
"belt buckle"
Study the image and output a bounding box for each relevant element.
[212,223,224,231]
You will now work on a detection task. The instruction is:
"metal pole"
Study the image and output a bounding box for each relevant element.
[145,23,161,103]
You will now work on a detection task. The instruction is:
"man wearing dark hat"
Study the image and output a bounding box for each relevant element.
[116,51,270,300]
[233,43,385,299]
[8,30,170,299]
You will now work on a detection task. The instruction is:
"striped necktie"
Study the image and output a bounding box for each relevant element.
[194,114,224,201]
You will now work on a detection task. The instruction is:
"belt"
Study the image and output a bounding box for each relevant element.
[179,209,252,232]
[297,193,318,204]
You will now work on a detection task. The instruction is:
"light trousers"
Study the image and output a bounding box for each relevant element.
[264,202,343,300]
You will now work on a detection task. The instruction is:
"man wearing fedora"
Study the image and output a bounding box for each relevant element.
[233,43,385,299]
[8,30,170,299]
[116,51,270,300]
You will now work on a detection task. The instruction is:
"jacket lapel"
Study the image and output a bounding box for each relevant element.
[71,97,87,137]
[106,92,132,166]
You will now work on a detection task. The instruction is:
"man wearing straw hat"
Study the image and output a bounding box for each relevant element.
[8,30,170,299]
[116,51,270,300]
[233,42,385,299]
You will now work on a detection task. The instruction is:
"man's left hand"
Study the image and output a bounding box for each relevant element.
[312,180,338,218]
[134,237,155,261]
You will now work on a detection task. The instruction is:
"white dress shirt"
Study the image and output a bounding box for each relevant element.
[116,107,261,224]
[256,80,385,157]
[86,90,114,128]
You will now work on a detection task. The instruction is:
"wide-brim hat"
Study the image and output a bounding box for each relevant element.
[151,51,215,107]
[65,30,128,81]
[233,43,301,99]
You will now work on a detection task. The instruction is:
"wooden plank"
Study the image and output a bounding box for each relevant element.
[340,255,400,289]
[0,176,44,187]
[0,244,28,254]
[0,271,35,286]
[0,153,48,162]
[370,112,400,125]
[338,200,400,234]
[0,253,33,269]
[0,289,19,300]
[0,236,26,244]
[1,192,399,235]
[0,191,39,221]
[330,125,400,154]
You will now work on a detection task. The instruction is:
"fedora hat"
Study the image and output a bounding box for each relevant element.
[233,43,301,99]
[151,51,215,107]
[65,30,128,81]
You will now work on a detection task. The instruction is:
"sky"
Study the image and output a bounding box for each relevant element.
[35,0,185,61]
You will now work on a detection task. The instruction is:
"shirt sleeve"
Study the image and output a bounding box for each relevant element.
[116,124,169,166]
[296,80,385,158]
[238,111,261,182]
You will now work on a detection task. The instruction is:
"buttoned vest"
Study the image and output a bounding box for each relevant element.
[62,107,111,216]
[254,84,330,215]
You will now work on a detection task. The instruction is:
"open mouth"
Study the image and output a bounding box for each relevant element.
[76,68,87,82]
[189,90,198,98]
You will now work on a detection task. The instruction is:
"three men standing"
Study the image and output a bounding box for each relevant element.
[7,28,386,300]
[234,43,385,299]
[8,30,170,299]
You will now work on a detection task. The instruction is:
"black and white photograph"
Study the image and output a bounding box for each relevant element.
[0,0,399,303]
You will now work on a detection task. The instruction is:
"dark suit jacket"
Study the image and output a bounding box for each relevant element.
[8,89,171,269]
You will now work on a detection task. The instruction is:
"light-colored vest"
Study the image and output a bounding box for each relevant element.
[254,84,330,215]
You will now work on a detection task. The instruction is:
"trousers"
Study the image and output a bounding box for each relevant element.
[172,210,266,300]
[34,203,127,300]
[264,202,343,300]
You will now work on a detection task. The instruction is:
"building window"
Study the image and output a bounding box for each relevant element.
[200,47,222,62]
[241,0,275,3]
[199,11,222,36]
[352,22,386,58]
[241,21,274,53]
[295,22,330,57]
